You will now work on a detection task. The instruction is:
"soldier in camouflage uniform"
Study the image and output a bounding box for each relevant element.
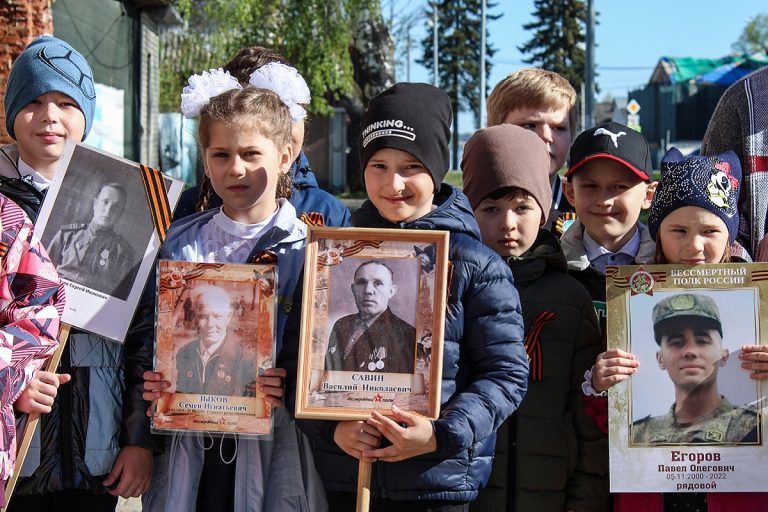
[47,182,136,299]
[632,293,758,445]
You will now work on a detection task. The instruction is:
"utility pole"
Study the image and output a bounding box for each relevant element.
[433,3,439,87]
[479,0,486,128]
[585,0,596,128]
[406,26,411,82]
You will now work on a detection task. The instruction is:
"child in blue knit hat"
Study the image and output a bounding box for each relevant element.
[590,148,768,512]
[1,35,95,220]
[2,36,152,511]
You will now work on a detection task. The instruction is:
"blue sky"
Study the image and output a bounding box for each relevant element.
[388,0,767,131]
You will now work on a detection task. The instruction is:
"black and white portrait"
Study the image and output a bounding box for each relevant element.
[325,258,419,374]
[40,144,154,299]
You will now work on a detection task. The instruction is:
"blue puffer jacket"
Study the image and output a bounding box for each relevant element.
[280,184,528,502]
[173,151,351,227]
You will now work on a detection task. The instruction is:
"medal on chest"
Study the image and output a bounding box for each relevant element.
[99,248,110,267]
[216,363,232,383]
[368,346,386,371]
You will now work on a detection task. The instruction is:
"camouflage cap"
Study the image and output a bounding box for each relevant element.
[652,293,722,345]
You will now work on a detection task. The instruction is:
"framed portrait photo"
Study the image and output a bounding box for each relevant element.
[606,263,767,493]
[151,260,277,437]
[36,141,183,342]
[294,227,449,421]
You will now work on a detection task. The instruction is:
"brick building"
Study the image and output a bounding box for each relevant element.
[0,0,179,166]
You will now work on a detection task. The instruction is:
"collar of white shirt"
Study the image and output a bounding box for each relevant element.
[17,157,52,192]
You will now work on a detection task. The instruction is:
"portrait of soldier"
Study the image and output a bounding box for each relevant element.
[47,182,136,298]
[174,285,256,396]
[325,260,417,374]
[632,293,758,445]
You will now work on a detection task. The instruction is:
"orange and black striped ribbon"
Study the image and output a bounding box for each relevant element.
[341,240,383,258]
[139,164,172,242]
[0,241,8,259]
[250,250,278,265]
[299,212,325,227]
[523,310,556,382]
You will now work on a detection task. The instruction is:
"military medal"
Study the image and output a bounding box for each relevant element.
[368,347,386,371]
[99,248,110,267]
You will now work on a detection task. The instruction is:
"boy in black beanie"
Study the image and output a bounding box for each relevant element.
[281,82,529,510]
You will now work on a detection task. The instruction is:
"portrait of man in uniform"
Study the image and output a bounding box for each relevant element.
[174,285,256,396]
[47,182,137,299]
[632,292,758,445]
[325,260,417,374]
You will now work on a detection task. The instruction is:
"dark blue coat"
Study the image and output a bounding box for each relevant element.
[280,184,528,502]
[173,151,351,227]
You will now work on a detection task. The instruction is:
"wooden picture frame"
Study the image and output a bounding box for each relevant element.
[151,260,277,437]
[295,227,449,421]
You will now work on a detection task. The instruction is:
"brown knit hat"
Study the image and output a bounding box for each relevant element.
[461,124,553,222]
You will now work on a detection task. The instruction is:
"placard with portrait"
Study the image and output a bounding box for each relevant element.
[607,263,767,492]
[151,260,277,436]
[294,227,449,421]
[35,141,183,342]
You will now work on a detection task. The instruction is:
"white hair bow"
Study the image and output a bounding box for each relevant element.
[180,68,241,119]
[248,62,311,123]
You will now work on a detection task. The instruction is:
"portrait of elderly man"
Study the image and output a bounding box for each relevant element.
[632,293,758,445]
[325,260,417,374]
[174,285,256,396]
[47,182,136,298]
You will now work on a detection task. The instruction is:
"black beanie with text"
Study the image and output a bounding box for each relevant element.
[359,83,452,191]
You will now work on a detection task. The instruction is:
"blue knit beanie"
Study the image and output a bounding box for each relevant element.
[647,147,742,242]
[4,36,95,141]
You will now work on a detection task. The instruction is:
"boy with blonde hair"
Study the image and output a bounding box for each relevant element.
[487,68,578,235]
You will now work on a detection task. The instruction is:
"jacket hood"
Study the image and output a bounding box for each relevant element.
[350,183,481,241]
[290,150,318,188]
[507,229,567,288]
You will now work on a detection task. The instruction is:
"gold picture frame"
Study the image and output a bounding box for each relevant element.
[295,227,449,421]
[606,263,766,493]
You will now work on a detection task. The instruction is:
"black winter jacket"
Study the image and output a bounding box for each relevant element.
[470,230,608,512]
[0,145,152,495]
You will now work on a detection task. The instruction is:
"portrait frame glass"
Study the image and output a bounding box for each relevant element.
[607,263,767,493]
[295,226,449,421]
[35,141,183,342]
[151,260,277,437]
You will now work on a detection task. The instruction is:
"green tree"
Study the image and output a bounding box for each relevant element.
[732,14,768,54]
[518,0,588,92]
[160,0,375,115]
[418,0,498,168]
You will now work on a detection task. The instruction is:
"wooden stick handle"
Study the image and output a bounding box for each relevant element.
[3,324,71,510]
[356,459,373,512]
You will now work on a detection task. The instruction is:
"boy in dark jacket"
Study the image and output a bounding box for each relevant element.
[280,83,528,510]
[462,124,608,512]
